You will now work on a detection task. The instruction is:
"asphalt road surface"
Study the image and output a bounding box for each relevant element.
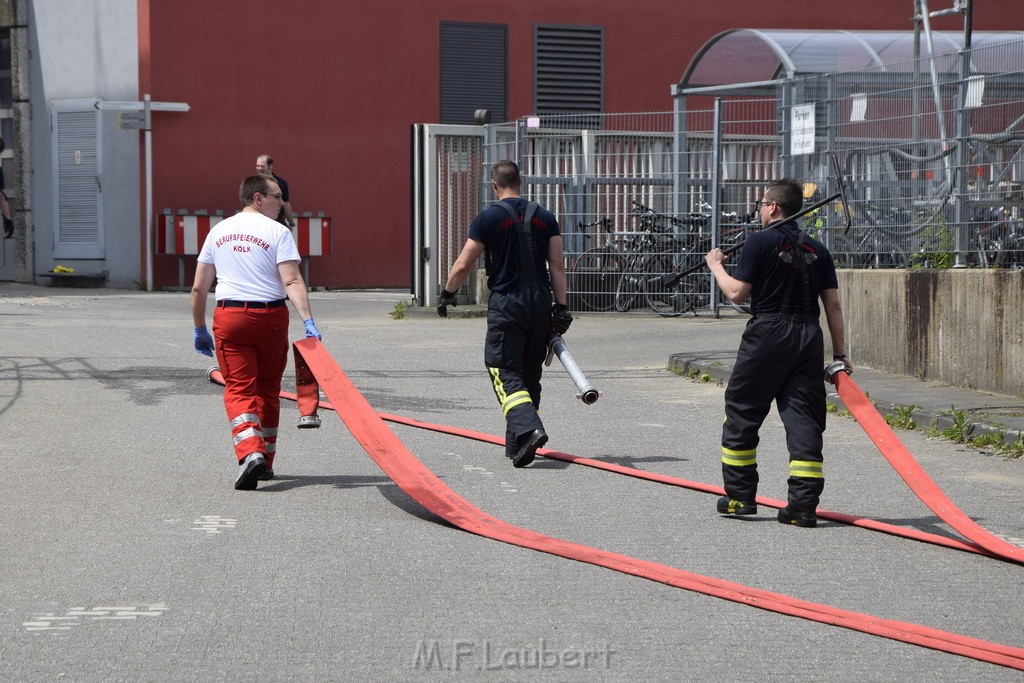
[2,287,1023,681]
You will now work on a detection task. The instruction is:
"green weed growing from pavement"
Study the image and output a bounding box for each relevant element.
[390,299,411,320]
[843,401,1023,459]
[999,433,1024,460]
[971,428,1006,450]
[884,404,918,431]
[941,406,974,443]
[670,365,702,380]
[826,402,838,414]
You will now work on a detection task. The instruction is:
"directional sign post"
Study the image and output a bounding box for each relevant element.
[96,96,190,291]
[94,100,190,112]
[118,112,146,130]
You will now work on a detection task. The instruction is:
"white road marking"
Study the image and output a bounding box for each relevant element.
[193,515,237,533]
[24,604,168,632]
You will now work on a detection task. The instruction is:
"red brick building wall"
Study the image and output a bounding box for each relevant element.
[138,0,1015,289]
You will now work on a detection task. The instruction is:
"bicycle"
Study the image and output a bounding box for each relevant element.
[968,208,1024,269]
[662,203,754,317]
[569,218,633,311]
[617,201,752,317]
[614,202,702,316]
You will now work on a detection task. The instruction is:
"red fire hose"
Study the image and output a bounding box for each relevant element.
[828,366,1024,564]
[206,341,1024,671]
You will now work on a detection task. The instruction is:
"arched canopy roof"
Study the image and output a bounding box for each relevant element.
[678,29,1024,91]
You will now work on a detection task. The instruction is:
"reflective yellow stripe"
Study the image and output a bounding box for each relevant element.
[502,391,533,415]
[489,367,534,415]
[488,367,507,404]
[790,460,824,478]
[721,447,756,467]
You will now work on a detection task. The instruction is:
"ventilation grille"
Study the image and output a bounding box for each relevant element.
[535,25,604,114]
[440,22,507,125]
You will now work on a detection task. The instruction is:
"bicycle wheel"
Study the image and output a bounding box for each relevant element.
[571,248,624,312]
[614,257,643,312]
[645,251,712,317]
[642,252,687,317]
[675,254,712,313]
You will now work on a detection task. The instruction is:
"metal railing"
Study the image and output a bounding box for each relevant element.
[459,36,1024,312]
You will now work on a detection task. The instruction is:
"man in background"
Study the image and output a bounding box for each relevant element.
[256,154,296,228]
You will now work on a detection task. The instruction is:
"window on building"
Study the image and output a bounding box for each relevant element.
[440,22,507,125]
[534,25,604,116]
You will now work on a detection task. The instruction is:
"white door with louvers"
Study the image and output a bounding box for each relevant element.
[51,99,103,259]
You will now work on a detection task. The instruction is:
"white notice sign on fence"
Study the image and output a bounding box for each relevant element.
[790,104,816,156]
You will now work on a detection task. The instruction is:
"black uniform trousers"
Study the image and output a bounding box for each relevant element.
[484,287,551,454]
[721,314,826,512]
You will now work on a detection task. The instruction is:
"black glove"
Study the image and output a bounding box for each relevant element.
[437,289,457,318]
[551,303,573,335]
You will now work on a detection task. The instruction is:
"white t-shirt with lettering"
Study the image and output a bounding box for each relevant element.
[197,210,301,301]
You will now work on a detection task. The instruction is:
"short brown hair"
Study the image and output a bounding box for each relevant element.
[764,178,804,218]
[239,175,275,208]
[491,160,521,190]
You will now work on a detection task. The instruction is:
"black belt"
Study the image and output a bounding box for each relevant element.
[217,299,287,309]
[753,312,818,322]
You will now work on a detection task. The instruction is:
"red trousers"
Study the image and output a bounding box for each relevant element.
[213,306,289,465]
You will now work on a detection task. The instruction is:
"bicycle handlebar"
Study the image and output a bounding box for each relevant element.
[577,217,613,233]
[657,190,845,288]
[632,201,756,229]
[632,201,684,227]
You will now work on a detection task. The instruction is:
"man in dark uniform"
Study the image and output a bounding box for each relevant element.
[256,154,296,228]
[437,160,573,468]
[705,178,850,528]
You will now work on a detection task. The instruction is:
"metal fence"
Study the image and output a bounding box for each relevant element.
[467,36,1024,314]
[816,36,1024,271]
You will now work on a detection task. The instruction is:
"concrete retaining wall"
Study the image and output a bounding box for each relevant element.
[837,270,1024,398]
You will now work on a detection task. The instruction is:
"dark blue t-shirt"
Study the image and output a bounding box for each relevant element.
[733,221,838,316]
[468,197,560,292]
[272,173,290,225]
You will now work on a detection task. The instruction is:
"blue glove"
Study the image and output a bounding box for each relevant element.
[194,325,215,357]
[303,318,322,340]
